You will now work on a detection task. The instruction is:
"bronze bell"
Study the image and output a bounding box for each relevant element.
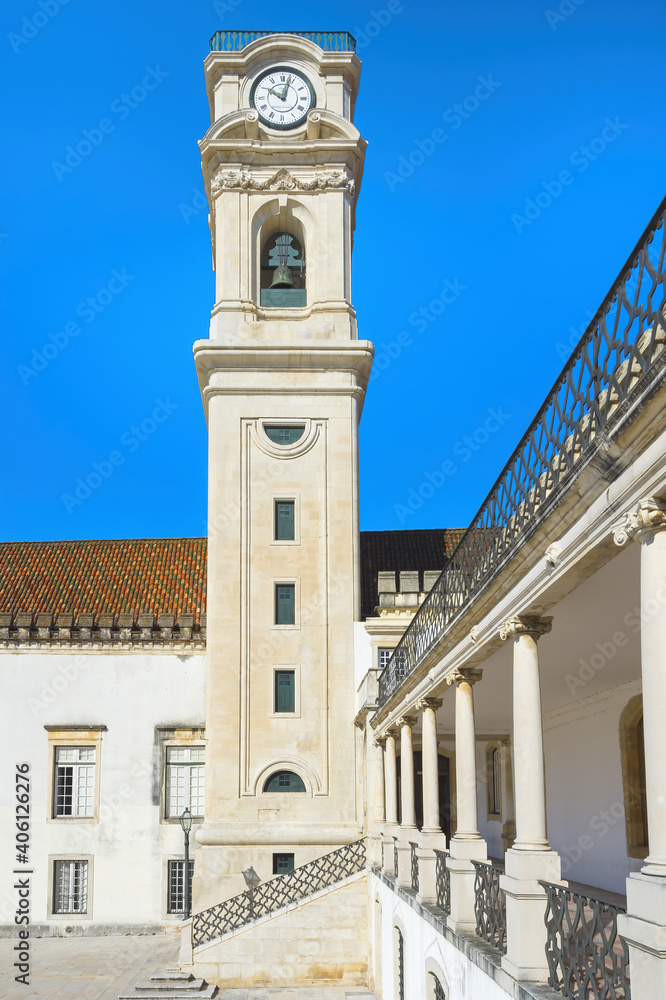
[270,263,296,289]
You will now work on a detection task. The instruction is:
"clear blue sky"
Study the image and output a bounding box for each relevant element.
[1,0,664,542]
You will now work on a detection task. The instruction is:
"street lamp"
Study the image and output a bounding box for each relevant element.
[242,866,261,919]
[179,807,193,920]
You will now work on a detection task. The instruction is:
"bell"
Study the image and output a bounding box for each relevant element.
[270,263,296,289]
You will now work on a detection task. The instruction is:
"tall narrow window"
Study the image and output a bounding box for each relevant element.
[275,584,296,625]
[637,715,648,846]
[54,747,95,817]
[396,928,405,1000]
[274,670,296,712]
[167,859,194,914]
[53,860,88,914]
[166,746,205,818]
[486,745,501,818]
[275,501,295,541]
[620,695,649,857]
[431,973,446,999]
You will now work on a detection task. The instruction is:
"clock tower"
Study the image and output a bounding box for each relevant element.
[192,31,372,909]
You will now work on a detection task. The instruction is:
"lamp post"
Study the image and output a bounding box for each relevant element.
[179,807,193,920]
[242,866,261,919]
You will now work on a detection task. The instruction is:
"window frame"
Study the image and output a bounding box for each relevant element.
[619,694,649,859]
[45,727,105,824]
[263,770,307,793]
[165,745,206,820]
[47,855,93,920]
[273,668,297,715]
[156,727,206,825]
[274,580,298,628]
[273,496,299,544]
[167,859,195,915]
[272,852,295,875]
[485,742,502,821]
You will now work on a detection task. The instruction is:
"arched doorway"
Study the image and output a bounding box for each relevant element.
[396,751,452,842]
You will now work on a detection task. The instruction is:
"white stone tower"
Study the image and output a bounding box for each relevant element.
[192,30,372,909]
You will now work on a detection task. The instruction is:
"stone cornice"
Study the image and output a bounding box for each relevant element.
[0,611,205,647]
[612,496,666,546]
[210,165,355,196]
[498,615,553,642]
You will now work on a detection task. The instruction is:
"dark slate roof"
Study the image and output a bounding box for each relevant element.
[0,530,465,625]
[359,529,465,620]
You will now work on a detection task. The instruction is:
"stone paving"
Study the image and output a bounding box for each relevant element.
[0,935,378,1000]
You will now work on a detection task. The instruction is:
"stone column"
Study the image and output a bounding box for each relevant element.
[416,697,446,906]
[445,668,487,933]
[499,615,561,982]
[368,730,386,868]
[614,499,666,998]
[395,715,418,889]
[381,729,399,874]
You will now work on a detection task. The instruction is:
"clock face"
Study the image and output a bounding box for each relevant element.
[250,66,315,130]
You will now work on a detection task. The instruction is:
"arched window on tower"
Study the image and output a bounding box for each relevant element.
[260,231,306,308]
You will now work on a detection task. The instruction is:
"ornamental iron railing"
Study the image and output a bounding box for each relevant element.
[393,837,399,878]
[378,195,666,708]
[192,839,366,947]
[540,881,630,999]
[209,30,356,52]
[473,860,507,954]
[434,849,451,914]
[410,842,419,893]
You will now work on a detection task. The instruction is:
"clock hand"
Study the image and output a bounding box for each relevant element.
[279,76,293,100]
[266,87,285,99]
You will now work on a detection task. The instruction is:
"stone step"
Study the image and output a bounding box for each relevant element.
[134,980,203,992]
[118,987,217,1000]
[149,975,194,983]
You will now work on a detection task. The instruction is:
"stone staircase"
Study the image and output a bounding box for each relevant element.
[119,973,217,1000]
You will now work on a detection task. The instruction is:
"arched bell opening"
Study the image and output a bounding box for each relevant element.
[260,230,306,308]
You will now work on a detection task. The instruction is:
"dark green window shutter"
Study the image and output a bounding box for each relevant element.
[273,853,295,874]
[275,584,295,625]
[275,501,295,541]
[275,670,295,712]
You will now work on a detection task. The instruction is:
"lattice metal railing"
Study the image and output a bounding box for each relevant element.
[410,842,419,893]
[378,195,666,708]
[192,839,366,947]
[473,860,507,954]
[209,30,356,52]
[434,849,451,914]
[540,881,630,999]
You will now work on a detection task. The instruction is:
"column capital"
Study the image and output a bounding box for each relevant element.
[499,615,553,642]
[612,497,666,547]
[415,696,443,712]
[445,667,483,687]
[396,715,418,729]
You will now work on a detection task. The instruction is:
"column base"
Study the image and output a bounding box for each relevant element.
[445,835,487,933]
[416,830,447,907]
[618,872,666,999]
[500,848,562,983]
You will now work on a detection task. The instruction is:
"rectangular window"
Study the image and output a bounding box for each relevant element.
[54,747,95,817]
[167,860,194,914]
[274,670,296,713]
[275,584,295,625]
[166,746,205,818]
[273,852,295,875]
[53,860,88,914]
[274,500,295,541]
[378,648,393,671]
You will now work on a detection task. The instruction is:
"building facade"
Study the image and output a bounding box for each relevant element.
[1,26,666,1000]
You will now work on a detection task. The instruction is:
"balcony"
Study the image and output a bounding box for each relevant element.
[209,30,357,53]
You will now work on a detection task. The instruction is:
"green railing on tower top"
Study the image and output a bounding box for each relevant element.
[209,30,357,53]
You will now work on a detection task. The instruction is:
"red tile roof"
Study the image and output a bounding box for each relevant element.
[0,538,207,625]
[0,530,465,627]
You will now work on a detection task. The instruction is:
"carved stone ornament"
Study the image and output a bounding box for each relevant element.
[210,166,355,196]
[396,715,418,729]
[415,697,443,713]
[612,497,666,547]
[445,667,483,687]
[545,542,562,568]
[499,615,553,642]
[469,625,481,643]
